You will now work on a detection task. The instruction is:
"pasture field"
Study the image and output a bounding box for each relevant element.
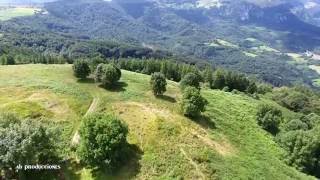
[0,7,39,21]
[0,64,312,179]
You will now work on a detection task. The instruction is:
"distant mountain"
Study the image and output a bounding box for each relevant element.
[0,0,319,87]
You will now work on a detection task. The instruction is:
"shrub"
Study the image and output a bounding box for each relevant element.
[181,87,208,118]
[73,59,91,79]
[180,73,201,89]
[0,114,60,179]
[150,72,167,96]
[256,104,283,134]
[77,113,128,169]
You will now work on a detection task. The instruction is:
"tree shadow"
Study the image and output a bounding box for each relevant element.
[91,144,143,179]
[156,95,176,103]
[195,114,216,130]
[77,78,95,84]
[99,81,128,92]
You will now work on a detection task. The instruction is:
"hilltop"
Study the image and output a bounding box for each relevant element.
[0,64,314,179]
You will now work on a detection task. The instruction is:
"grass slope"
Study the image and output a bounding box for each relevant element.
[0,64,313,179]
[0,7,39,21]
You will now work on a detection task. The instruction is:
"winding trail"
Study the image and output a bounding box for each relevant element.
[71,98,99,146]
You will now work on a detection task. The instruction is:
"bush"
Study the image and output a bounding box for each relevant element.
[256,104,283,134]
[0,113,60,179]
[94,63,121,87]
[77,113,128,169]
[73,59,91,79]
[150,72,167,96]
[180,73,201,89]
[181,87,208,118]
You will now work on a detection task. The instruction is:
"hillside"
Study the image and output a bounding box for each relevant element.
[0,64,314,179]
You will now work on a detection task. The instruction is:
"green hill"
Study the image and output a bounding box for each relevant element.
[0,64,313,179]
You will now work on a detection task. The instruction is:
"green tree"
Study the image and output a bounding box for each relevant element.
[6,55,15,65]
[94,64,121,87]
[181,87,208,118]
[101,64,121,87]
[246,82,258,94]
[213,69,226,89]
[277,128,320,177]
[73,59,91,79]
[0,114,60,179]
[256,104,283,134]
[77,113,128,169]
[180,73,201,90]
[203,66,213,88]
[150,72,167,96]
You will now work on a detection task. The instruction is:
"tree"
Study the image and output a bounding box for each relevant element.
[0,55,15,65]
[94,64,121,87]
[246,82,258,94]
[101,64,121,87]
[256,104,283,134]
[150,72,167,96]
[77,113,128,169]
[73,59,91,79]
[202,66,213,88]
[181,87,208,118]
[0,114,60,179]
[6,55,15,65]
[180,73,201,90]
[213,69,226,89]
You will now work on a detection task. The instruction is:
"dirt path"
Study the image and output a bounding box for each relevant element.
[71,98,99,146]
[180,148,206,180]
[84,98,99,117]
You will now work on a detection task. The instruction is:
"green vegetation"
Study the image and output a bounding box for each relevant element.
[277,114,320,177]
[0,64,317,179]
[180,73,201,90]
[0,113,61,179]
[94,64,121,88]
[0,7,39,21]
[181,87,208,118]
[150,72,167,96]
[256,104,283,135]
[77,113,128,170]
[73,59,91,79]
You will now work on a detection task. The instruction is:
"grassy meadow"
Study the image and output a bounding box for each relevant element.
[0,64,313,179]
[0,7,39,21]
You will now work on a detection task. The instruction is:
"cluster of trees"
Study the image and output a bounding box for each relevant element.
[117,58,258,94]
[272,86,320,115]
[149,71,208,118]
[277,114,320,178]
[0,113,61,179]
[256,101,320,178]
[77,113,129,170]
[0,54,15,65]
[73,59,122,89]
[0,53,70,65]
